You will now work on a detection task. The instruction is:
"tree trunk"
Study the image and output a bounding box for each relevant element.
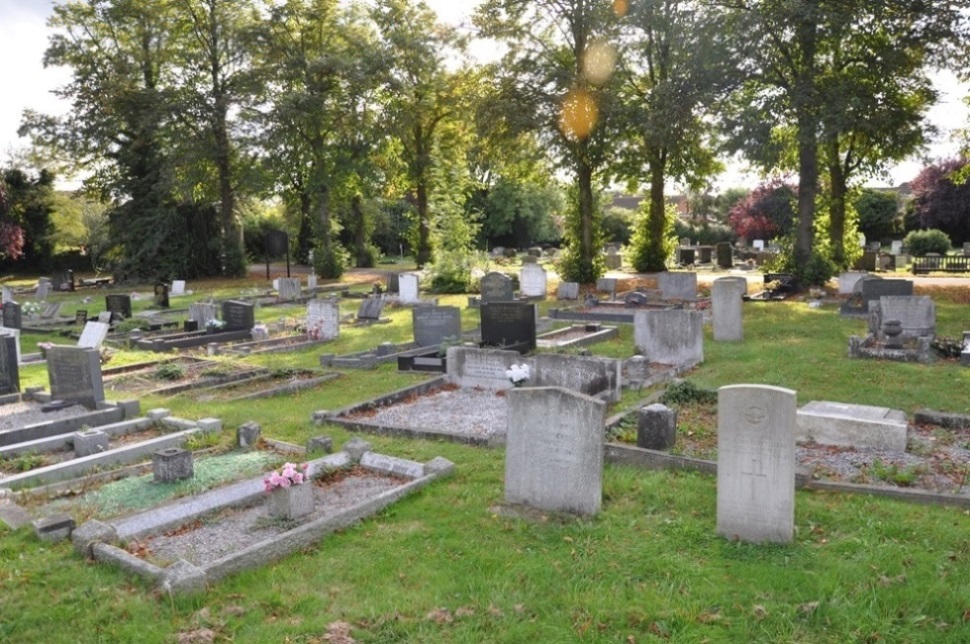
[647,149,668,272]
[415,179,432,268]
[351,194,370,267]
[317,183,331,254]
[794,12,819,270]
[577,159,595,278]
[297,188,313,263]
[826,137,847,267]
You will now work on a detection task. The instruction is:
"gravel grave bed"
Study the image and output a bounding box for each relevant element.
[136,470,406,567]
[0,401,91,433]
[347,386,510,439]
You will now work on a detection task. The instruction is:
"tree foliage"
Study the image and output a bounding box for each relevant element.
[727,179,797,242]
[853,188,899,242]
[908,158,970,245]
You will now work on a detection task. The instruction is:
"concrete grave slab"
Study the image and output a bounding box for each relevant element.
[797,401,908,451]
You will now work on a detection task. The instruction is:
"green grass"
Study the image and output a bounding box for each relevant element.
[2,275,970,642]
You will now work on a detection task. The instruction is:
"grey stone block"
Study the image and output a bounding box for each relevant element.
[160,559,207,594]
[637,404,677,451]
[72,520,118,557]
[32,513,76,542]
[147,408,171,421]
[311,409,331,425]
[306,436,333,454]
[237,421,261,447]
[73,429,109,457]
[117,399,141,418]
[197,418,222,433]
[424,457,456,477]
[343,437,372,462]
[152,447,193,483]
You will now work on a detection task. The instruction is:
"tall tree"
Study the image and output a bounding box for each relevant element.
[476,0,621,282]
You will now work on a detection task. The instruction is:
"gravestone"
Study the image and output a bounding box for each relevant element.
[623,291,649,307]
[77,322,110,350]
[873,296,936,340]
[557,282,580,300]
[605,247,622,269]
[307,299,340,341]
[221,300,255,331]
[97,312,112,324]
[356,296,385,321]
[153,447,194,482]
[413,306,461,348]
[47,346,104,409]
[891,241,903,255]
[277,277,301,301]
[505,387,606,517]
[797,401,907,451]
[153,283,169,308]
[0,334,19,394]
[2,301,22,330]
[1,286,11,303]
[712,277,746,342]
[171,280,186,296]
[753,239,765,250]
[519,264,547,298]
[480,272,514,303]
[637,404,677,451]
[399,273,420,304]
[0,327,20,367]
[676,247,695,265]
[385,273,400,294]
[105,294,132,322]
[521,255,538,265]
[838,272,866,295]
[36,279,51,300]
[862,278,913,306]
[596,277,617,298]
[445,346,522,390]
[658,272,697,300]
[306,274,317,291]
[716,384,796,544]
[697,246,713,264]
[74,310,88,325]
[763,272,796,295]
[480,301,536,352]
[188,303,218,327]
[633,310,704,365]
[530,353,622,402]
[41,303,61,319]
[73,429,109,457]
[58,270,75,292]
[716,242,733,269]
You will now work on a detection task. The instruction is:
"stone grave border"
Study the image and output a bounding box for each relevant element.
[104,358,269,398]
[194,371,341,403]
[548,301,683,325]
[73,444,454,594]
[218,332,333,357]
[603,393,970,510]
[0,395,140,448]
[535,324,618,349]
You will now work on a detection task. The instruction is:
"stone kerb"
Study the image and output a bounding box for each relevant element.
[711,277,746,342]
[633,310,704,365]
[504,387,606,516]
[796,401,908,451]
[716,384,796,544]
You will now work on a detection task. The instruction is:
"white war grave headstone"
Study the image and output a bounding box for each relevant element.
[519,263,547,298]
[307,299,340,341]
[77,321,110,350]
[399,273,420,304]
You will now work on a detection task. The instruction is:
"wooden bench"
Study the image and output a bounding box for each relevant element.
[911,256,970,274]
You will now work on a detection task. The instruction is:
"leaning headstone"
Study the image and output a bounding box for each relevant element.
[221,300,255,331]
[556,282,580,300]
[77,321,110,350]
[2,301,22,330]
[41,303,61,319]
[170,280,186,296]
[152,447,194,482]
[356,296,385,321]
[633,310,704,365]
[307,299,340,341]
[0,334,19,394]
[505,387,606,517]
[1,286,12,303]
[399,273,420,304]
[519,263,547,298]
[47,346,104,408]
[480,272,514,303]
[716,242,733,269]
[637,404,677,451]
[716,384,796,544]
[277,277,302,301]
[105,294,132,321]
[413,306,461,347]
[188,303,218,327]
[480,301,536,353]
[97,311,112,324]
[658,272,697,301]
[712,277,746,342]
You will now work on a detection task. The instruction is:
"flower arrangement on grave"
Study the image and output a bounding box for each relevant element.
[205,318,226,332]
[505,363,531,387]
[21,301,40,317]
[264,462,310,492]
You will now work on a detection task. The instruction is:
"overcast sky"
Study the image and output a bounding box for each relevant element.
[1,0,966,190]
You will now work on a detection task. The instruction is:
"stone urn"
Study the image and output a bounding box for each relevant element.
[882,319,904,349]
[268,482,315,520]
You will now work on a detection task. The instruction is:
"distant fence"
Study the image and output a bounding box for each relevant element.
[911,255,970,274]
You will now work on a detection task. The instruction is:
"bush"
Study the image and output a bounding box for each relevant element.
[903,229,951,256]
[426,249,488,293]
[313,244,348,280]
[601,207,634,245]
[660,379,717,406]
[628,201,678,273]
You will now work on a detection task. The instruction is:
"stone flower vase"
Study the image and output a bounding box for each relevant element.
[268,482,315,520]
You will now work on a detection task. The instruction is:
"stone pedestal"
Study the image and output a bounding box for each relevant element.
[637,404,677,451]
[152,447,194,482]
[268,482,314,519]
[73,429,109,457]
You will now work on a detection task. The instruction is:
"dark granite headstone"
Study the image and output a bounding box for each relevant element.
[47,346,104,409]
[154,283,169,308]
[105,294,132,321]
[2,301,22,330]
[57,270,75,292]
[480,301,536,353]
[357,296,385,320]
[413,306,461,347]
[480,272,514,303]
[386,273,400,294]
[854,251,877,271]
[716,242,733,269]
[74,310,88,325]
[184,320,199,332]
[221,300,255,331]
[0,335,19,394]
[677,248,696,265]
[862,278,913,303]
[764,273,796,295]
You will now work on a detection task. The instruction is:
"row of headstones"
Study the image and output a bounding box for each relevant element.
[506,383,796,543]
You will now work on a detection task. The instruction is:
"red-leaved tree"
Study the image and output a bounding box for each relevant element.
[908,158,970,245]
[0,180,25,261]
[727,179,797,242]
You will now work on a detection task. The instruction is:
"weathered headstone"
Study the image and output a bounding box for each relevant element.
[399,273,420,303]
[74,310,88,325]
[480,301,536,352]
[658,272,697,300]
[633,310,704,365]
[41,303,61,319]
[306,274,317,291]
[2,301,22,329]
[188,303,218,326]
[356,296,385,321]
[0,334,19,394]
[862,278,913,305]
[712,277,746,342]
[716,384,796,544]
[221,300,255,331]
[171,280,186,296]
[796,401,907,451]
[556,282,580,300]
[307,299,340,341]
[637,404,677,451]
[77,321,110,350]
[0,327,20,367]
[277,277,302,301]
[838,272,866,295]
[153,447,194,482]
[530,353,621,402]
[36,279,51,300]
[73,429,109,457]
[47,346,104,408]
[105,294,132,321]
[413,306,461,347]
[676,247,696,265]
[871,296,936,340]
[1,286,12,303]
[154,283,169,308]
[623,291,649,307]
[445,346,522,390]
[385,273,400,294]
[716,242,733,269]
[519,263,547,298]
[480,272,514,303]
[596,277,617,298]
[605,246,622,269]
[891,241,903,255]
[97,311,112,324]
[505,387,606,517]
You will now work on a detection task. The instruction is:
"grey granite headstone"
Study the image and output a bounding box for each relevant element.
[876,296,935,340]
[413,306,461,347]
[399,273,420,303]
[32,513,76,543]
[637,404,677,450]
[505,387,605,516]
[658,272,697,301]
[237,421,261,448]
[356,296,385,320]
[307,299,340,340]
[306,436,333,454]
[862,278,913,305]
[556,282,580,300]
[105,294,132,321]
[519,264,547,298]
[222,300,255,331]
[277,277,302,301]
[1,286,11,303]
[623,291,649,307]
[596,278,617,297]
[712,277,746,342]
[47,346,104,408]
[171,280,186,295]
[838,272,866,295]
[633,310,704,365]
[2,301,22,329]
[188,303,218,326]
[530,353,622,402]
[480,272,514,303]
[716,384,796,544]
[0,334,20,395]
[36,279,51,300]
[77,321,110,350]
[0,325,19,364]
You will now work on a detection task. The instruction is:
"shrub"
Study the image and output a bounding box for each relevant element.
[313,244,348,280]
[903,229,951,256]
[660,379,717,406]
